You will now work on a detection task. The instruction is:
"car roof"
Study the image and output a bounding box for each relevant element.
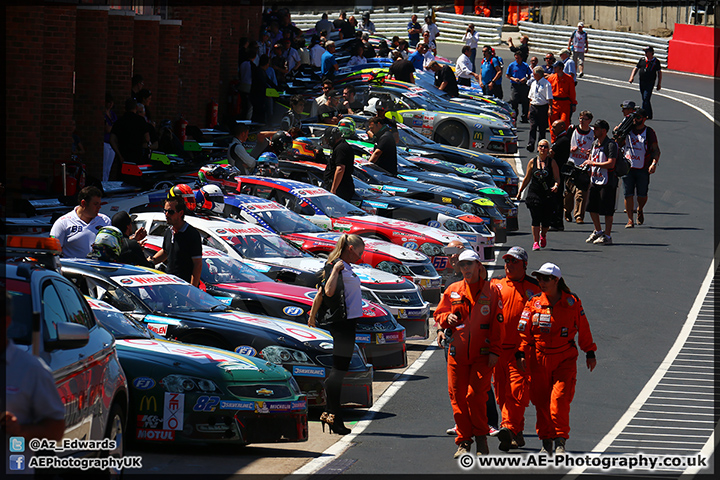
[240,176,316,192]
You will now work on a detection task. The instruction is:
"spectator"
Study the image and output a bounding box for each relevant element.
[315,79,334,108]
[348,43,368,67]
[397,39,410,60]
[50,185,111,258]
[388,50,416,84]
[227,123,257,174]
[309,35,326,68]
[130,74,144,101]
[566,110,594,224]
[376,40,391,58]
[70,118,86,156]
[543,53,556,76]
[408,42,427,70]
[137,88,155,127]
[109,98,151,180]
[582,119,618,245]
[367,115,398,176]
[618,108,660,228]
[407,14,422,47]
[259,54,277,122]
[422,42,436,71]
[347,15,358,31]
[390,35,401,50]
[506,51,532,123]
[422,30,437,55]
[256,30,272,64]
[321,41,339,80]
[462,24,482,72]
[549,120,571,231]
[428,60,459,97]
[340,86,363,114]
[281,94,306,131]
[547,61,576,142]
[270,43,289,88]
[526,66,553,152]
[135,103,158,155]
[508,35,530,63]
[529,56,539,69]
[629,46,662,119]
[315,12,333,34]
[103,92,118,182]
[360,12,375,34]
[361,32,376,59]
[558,48,577,83]
[422,15,440,44]
[111,210,153,267]
[516,139,560,251]
[334,12,354,40]
[267,21,283,45]
[282,38,301,77]
[147,195,203,287]
[480,45,503,98]
[321,126,355,201]
[568,22,588,78]
[296,37,310,66]
[318,90,341,125]
[239,44,258,119]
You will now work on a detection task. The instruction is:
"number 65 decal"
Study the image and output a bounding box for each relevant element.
[193,395,221,412]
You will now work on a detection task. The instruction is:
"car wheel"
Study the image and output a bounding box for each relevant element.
[434,122,469,148]
[102,402,125,479]
[315,251,329,259]
[152,180,175,190]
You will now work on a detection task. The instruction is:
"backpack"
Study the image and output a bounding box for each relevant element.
[614,154,631,178]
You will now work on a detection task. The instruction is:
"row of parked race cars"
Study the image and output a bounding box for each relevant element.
[6,30,523,458]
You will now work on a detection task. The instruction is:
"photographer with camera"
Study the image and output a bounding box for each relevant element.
[564,110,595,224]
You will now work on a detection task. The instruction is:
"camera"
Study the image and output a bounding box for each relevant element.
[613,109,641,142]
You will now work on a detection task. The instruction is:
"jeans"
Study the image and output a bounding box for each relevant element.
[469,48,477,73]
[640,83,654,119]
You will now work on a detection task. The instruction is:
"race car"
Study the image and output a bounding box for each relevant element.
[61,259,374,408]
[220,193,442,304]
[142,239,414,357]
[87,296,309,445]
[132,212,432,330]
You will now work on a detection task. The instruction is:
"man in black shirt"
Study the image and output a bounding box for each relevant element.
[388,51,415,83]
[318,90,341,124]
[340,86,364,114]
[549,120,571,230]
[147,198,202,287]
[109,98,152,180]
[428,60,459,97]
[112,210,153,268]
[322,126,356,202]
[367,116,398,176]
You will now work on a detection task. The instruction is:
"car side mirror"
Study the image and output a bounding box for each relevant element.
[46,323,89,351]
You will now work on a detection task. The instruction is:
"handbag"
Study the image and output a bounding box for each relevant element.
[316,260,346,328]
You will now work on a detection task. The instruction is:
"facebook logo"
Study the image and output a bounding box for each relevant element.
[9,437,25,452]
[9,455,25,470]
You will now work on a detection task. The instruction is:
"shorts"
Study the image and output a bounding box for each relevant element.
[572,51,585,66]
[622,168,650,197]
[586,184,617,216]
[527,201,554,227]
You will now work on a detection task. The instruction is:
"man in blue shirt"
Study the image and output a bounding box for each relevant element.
[480,45,503,99]
[321,41,338,80]
[505,51,533,122]
[409,42,427,70]
[407,14,422,48]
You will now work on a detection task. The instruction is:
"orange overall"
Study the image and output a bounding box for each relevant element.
[435,278,504,445]
[518,291,596,440]
[547,72,577,142]
[491,276,541,435]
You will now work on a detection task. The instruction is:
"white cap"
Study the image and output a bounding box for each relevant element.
[458,249,481,263]
[578,22,584,27]
[531,262,562,279]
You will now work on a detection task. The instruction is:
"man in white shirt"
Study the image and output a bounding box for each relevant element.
[526,66,553,152]
[559,48,577,83]
[50,186,111,258]
[310,36,325,68]
[455,46,480,86]
[422,15,440,43]
[227,122,257,174]
[566,110,595,223]
[462,24,482,72]
[422,43,436,71]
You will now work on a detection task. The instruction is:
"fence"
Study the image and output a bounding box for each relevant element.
[518,21,669,67]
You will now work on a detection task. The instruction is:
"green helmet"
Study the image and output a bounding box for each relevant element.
[337,117,356,138]
[91,226,123,261]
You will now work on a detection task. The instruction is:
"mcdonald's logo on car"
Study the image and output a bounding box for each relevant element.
[140,396,158,412]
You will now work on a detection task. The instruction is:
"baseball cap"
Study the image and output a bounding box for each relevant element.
[531,262,562,279]
[577,22,584,27]
[553,60,564,69]
[643,45,654,52]
[503,246,528,263]
[458,250,481,263]
[635,108,648,118]
[558,48,571,56]
[593,119,610,131]
[620,100,636,109]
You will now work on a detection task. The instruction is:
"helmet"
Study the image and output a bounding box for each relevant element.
[194,184,225,215]
[200,163,242,181]
[321,126,344,147]
[90,226,123,261]
[337,117,356,138]
[255,152,280,177]
[168,183,197,211]
[270,131,293,153]
[365,97,381,115]
[291,137,317,160]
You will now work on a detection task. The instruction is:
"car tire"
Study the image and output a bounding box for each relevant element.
[434,122,469,149]
[359,232,387,241]
[101,402,126,479]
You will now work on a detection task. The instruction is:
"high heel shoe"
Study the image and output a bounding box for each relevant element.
[319,412,351,435]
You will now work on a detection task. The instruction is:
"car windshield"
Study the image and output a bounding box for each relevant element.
[220,233,306,259]
[397,125,434,147]
[309,194,367,218]
[92,308,152,339]
[202,254,273,284]
[123,281,227,313]
[251,208,325,234]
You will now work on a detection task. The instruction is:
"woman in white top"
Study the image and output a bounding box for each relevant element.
[347,43,368,67]
[462,24,482,72]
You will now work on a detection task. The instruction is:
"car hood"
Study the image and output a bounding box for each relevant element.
[214,281,314,305]
[344,215,465,245]
[289,232,429,262]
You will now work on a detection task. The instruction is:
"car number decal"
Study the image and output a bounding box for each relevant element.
[193,396,221,412]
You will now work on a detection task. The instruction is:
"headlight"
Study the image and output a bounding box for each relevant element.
[443,219,472,232]
[376,261,412,276]
[490,128,510,136]
[419,242,443,257]
[162,375,218,393]
[261,346,314,365]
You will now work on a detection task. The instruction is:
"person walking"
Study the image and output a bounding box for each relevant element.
[491,246,541,452]
[506,51,532,123]
[517,262,597,455]
[558,49,577,83]
[618,108,660,228]
[321,126,355,202]
[308,234,366,435]
[566,110,595,224]
[526,66,553,152]
[480,45,503,99]
[50,186,111,258]
[568,22,588,78]
[516,139,560,251]
[582,120,618,246]
[434,249,504,458]
[547,61,576,142]
[629,46,662,119]
[462,24,482,72]
[407,14,422,48]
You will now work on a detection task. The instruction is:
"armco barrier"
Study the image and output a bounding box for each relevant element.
[518,21,668,68]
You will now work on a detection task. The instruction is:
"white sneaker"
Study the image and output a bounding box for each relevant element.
[593,234,612,245]
[586,231,603,243]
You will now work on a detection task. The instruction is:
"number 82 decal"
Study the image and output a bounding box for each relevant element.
[193,395,221,412]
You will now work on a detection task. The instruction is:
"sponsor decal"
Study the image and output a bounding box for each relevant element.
[112,274,185,287]
[137,415,162,429]
[376,333,386,344]
[380,332,402,343]
[334,222,353,232]
[220,400,255,410]
[196,424,230,433]
[215,297,232,305]
[362,307,378,317]
[427,220,441,228]
[215,229,227,234]
[560,327,568,337]
[473,123,484,129]
[283,305,304,316]
[292,366,325,377]
[450,291,461,299]
[133,377,156,390]
[355,333,372,344]
[381,185,409,193]
[480,305,491,316]
[292,188,327,197]
[567,297,575,306]
[147,324,168,336]
[216,312,330,342]
[364,200,389,209]
[291,401,307,410]
[193,396,220,412]
[441,197,452,203]
[217,361,256,371]
[402,241,418,250]
[235,345,257,356]
[163,392,184,431]
[473,131,483,141]
[139,395,158,412]
[518,319,527,331]
[215,226,267,236]
[136,429,175,441]
[319,342,333,350]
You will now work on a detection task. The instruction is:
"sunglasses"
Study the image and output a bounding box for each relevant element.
[164,209,177,215]
[536,274,555,282]
[538,144,549,149]
[504,257,521,264]
[458,261,476,268]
